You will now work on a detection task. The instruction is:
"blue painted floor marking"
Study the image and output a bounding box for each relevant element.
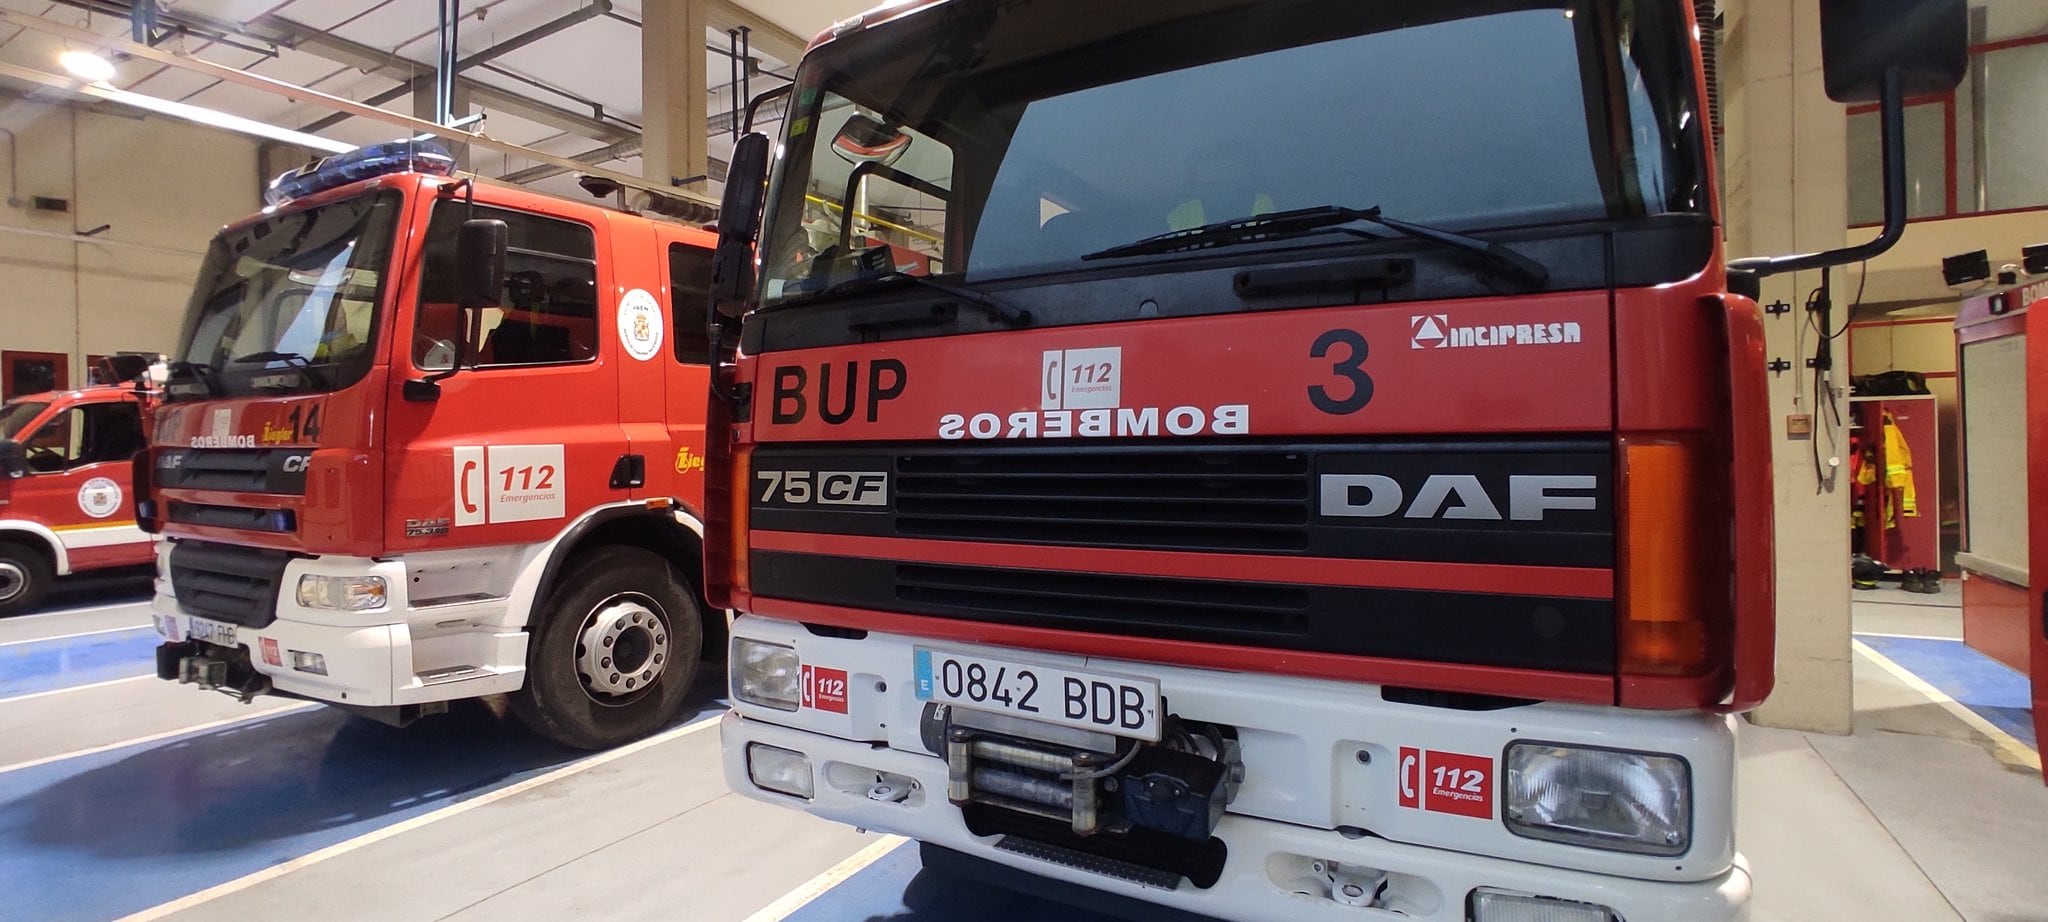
[0,678,728,922]
[0,627,159,699]
[783,841,1217,922]
[1857,633,2037,750]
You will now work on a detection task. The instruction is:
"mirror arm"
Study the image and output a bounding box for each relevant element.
[1730,68,1906,278]
[743,84,794,134]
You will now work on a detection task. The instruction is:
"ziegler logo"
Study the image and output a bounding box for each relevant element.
[1320,473,1597,521]
[1411,314,1583,350]
[757,470,889,507]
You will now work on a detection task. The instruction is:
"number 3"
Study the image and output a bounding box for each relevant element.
[1308,329,1373,414]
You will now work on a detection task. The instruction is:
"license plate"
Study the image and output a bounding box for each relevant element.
[914,648,1161,741]
[188,617,237,647]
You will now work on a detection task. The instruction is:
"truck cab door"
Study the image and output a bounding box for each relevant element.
[659,240,715,518]
[7,397,150,569]
[385,199,628,559]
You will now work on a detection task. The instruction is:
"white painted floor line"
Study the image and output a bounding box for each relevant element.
[744,834,911,922]
[1853,639,2041,772]
[118,712,725,922]
[0,673,153,704]
[1,600,152,623]
[0,702,317,775]
[0,623,155,647]
[1852,631,1967,642]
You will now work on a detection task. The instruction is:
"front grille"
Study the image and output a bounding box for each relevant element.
[894,449,1311,552]
[898,564,1311,641]
[155,448,310,494]
[751,439,1614,568]
[169,540,295,627]
[754,552,1616,673]
[168,501,296,533]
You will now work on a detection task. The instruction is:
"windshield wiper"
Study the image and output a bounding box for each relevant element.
[1083,205,1549,289]
[165,360,221,397]
[782,271,1032,328]
[230,351,329,389]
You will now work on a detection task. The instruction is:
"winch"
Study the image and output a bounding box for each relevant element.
[931,705,1244,841]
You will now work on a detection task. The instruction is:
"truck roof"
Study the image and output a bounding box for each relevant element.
[216,169,720,242]
[3,384,144,406]
[808,0,950,53]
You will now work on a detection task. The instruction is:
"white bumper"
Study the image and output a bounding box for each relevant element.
[722,616,1749,922]
[152,546,528,707]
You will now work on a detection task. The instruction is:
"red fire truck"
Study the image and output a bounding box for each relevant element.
[707,1,1963,919]
[0,358,160,614]
[147,141,725,749]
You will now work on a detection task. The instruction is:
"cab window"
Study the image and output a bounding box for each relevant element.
[415,201,600,369]
[22,403,143,474]
[669,244,714,365]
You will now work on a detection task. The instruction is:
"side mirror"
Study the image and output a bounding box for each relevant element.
[0,441,25,479]
[712,132,772,316]
[100,353,153,384]
[456,219,509,310]
[1733,0,1967,279]
[1820,0,1967,103]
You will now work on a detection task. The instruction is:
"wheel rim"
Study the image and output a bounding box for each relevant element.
[0,560,26,604]
[574,592,670,706]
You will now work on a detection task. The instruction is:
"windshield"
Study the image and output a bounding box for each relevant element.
[0,400,47,441]
[170,191,402,399]
[758,0,1706,305]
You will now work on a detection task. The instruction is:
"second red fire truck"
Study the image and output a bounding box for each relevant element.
[0,355,160,614]
[148,142,724,749]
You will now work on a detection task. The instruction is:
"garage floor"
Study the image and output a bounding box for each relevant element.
[3,574,2041,922]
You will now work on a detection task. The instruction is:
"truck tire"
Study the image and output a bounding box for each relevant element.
[512,545,703,750]
[0,541,53,617]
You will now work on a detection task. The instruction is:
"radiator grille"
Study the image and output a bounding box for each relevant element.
[894,449,1311,552]
[168,501,296,533]
[169,540,294,627]
[155,448,309,494]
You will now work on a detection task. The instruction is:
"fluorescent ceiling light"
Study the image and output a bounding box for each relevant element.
[0,60,353,154]
[57,49,116,82]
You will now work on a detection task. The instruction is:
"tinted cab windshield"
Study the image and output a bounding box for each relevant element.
[758,0,1706,307]
[170,191,402,400]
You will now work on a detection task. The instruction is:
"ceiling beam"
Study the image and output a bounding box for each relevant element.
[301,1,616,135]
[0,8,717,212]
[150,7,633,144]
[703,0,809,69]
[272,21,634,143]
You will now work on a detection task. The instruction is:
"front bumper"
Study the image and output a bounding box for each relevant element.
[722,616,1749,922]
[151,546,527,707]
[725,715,1749,922]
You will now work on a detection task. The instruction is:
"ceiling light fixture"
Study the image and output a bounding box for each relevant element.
[57,49,116,83]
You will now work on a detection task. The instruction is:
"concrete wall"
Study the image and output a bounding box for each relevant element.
[1721,0,1856,734]
[1861,208,2048,309]
[0,94,261,389]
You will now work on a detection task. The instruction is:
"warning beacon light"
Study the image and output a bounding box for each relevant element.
[265,139,457,206]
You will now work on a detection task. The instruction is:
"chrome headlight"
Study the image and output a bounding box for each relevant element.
[295,574,387,611]
[730,638,800,710]
[1504,743,1690,856]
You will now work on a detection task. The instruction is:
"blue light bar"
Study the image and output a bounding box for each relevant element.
[264,139,457,205]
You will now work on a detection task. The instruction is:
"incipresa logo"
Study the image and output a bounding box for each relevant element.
[1411,314,1583,350]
